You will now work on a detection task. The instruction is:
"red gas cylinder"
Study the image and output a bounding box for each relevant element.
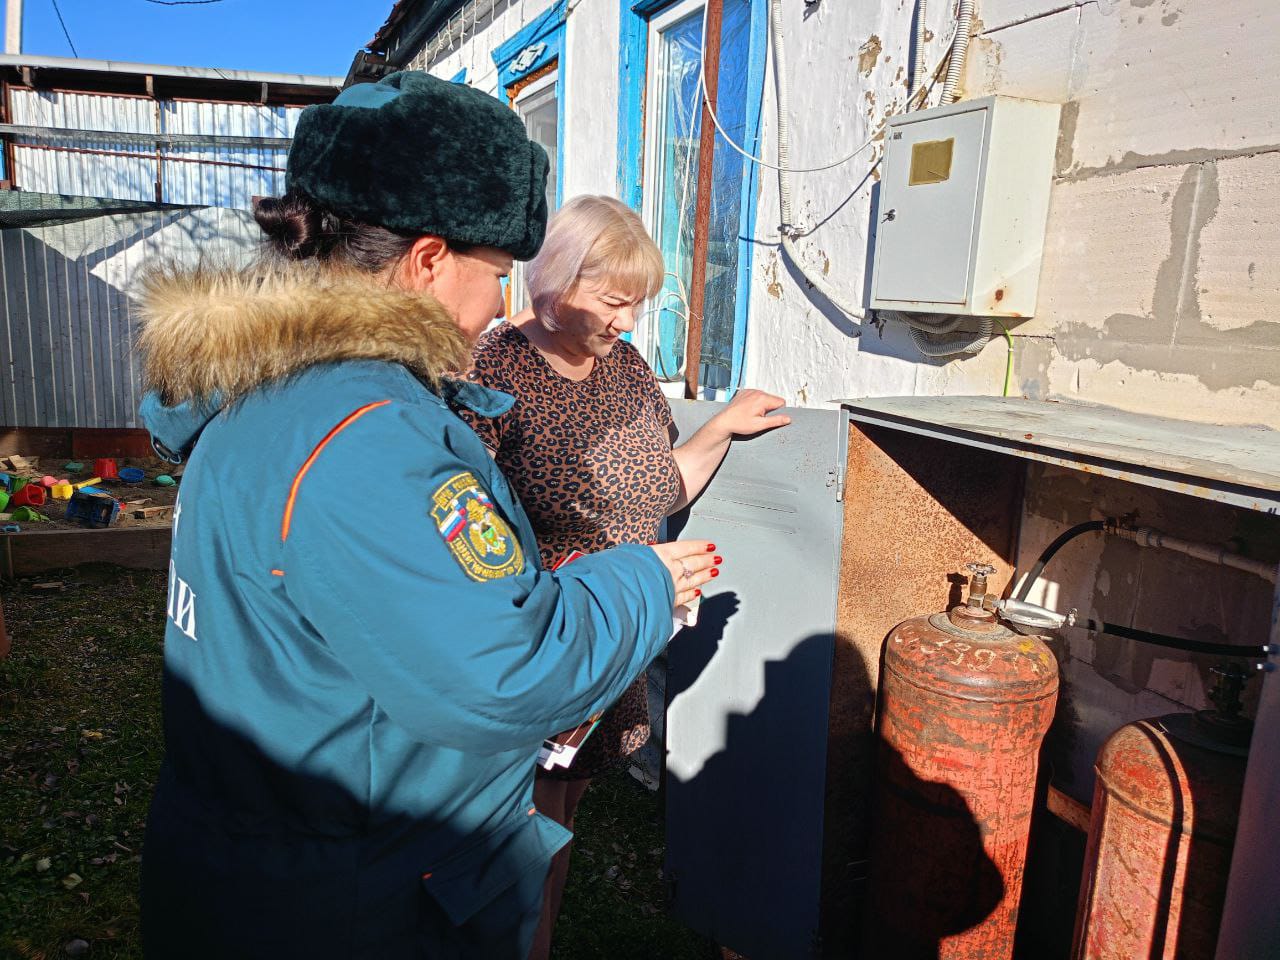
[867,563,1059,960]
[1072,665,1251,960]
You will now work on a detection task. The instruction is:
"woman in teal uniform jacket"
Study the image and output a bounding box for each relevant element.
[136,71,717,959]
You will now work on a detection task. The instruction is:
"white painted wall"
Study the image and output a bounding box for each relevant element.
[407,0,1279,428]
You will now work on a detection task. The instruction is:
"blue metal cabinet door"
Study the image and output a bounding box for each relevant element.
[663,399,845,960]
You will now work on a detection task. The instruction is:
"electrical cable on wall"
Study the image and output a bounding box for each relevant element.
[695,0,1000,362]
[687,0,961,336]
[695,6,954,174]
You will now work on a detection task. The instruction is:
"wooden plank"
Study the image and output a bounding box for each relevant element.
[6,525,171,576]
[0,427,74,458]
[1046,784,1092,834]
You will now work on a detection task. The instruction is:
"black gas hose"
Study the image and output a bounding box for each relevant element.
[1012,518,1268,659]
[1084,620,1269,659]
[1013,519,1106,601]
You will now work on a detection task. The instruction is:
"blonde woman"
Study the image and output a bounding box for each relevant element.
[461,194,789,957]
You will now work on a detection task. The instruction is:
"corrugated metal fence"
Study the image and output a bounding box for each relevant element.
[8,88,303,209]
[0,205,260,429]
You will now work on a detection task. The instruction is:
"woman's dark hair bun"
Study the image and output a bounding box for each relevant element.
[251,191,417,271]
[253,192,328,260]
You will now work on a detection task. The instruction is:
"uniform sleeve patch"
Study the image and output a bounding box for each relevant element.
[430,472,526,581]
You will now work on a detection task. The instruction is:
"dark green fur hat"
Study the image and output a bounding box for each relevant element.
[287,72,549,260]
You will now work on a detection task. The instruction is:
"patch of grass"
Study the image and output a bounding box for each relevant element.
[1,567,167,960]
[0,567,716,959]
[553,771,718,960]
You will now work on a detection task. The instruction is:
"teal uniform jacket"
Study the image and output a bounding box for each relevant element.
[136,270,676,958]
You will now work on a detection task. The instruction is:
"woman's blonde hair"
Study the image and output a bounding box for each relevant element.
[526,195,664,330]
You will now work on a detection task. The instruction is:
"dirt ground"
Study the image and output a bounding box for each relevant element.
[2,457,180,532]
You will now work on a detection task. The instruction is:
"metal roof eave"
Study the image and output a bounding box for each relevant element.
[368,0,468,65]
[0,54,341,104]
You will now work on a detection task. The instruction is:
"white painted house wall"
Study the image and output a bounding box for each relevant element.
[404,0,1278,429]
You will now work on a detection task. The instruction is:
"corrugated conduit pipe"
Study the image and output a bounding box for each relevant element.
[881,310,994,357]
[770,0,867,327]
[912,0,927,96]
[941,0,974,104]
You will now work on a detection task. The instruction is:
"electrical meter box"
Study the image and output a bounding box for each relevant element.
[870,95,1061,318]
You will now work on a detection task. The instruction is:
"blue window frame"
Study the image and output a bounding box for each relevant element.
[618,0,767,396]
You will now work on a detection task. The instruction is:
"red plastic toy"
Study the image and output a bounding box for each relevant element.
[93,458,120,481]
[11,483,46,507]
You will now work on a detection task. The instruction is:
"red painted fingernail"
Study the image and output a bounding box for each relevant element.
[713,556,722,565]
[694,589,702,596]
[710,569,719,578]
[706,544,717,552]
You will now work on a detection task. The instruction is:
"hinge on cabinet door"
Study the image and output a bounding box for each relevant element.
[833,407,851,502]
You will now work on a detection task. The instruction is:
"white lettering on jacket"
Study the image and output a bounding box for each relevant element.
[167,559,198,642]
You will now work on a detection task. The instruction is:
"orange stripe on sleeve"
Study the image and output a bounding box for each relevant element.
[280,400,392,543]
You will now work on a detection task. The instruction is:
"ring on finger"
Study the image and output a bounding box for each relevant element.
[678,559,692,580]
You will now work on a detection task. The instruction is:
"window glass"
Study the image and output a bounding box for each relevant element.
[512,76,558,314]
[519,81,558,216]
[644,0,752,392]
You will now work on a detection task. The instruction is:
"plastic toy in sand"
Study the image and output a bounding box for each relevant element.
[66,491,119,528]
[51,483,75,500]
[63,462,84,474]
[9,506,47,523]
[2,524,18,533]
[0,473,11,492]
[154,475,177,487]
[11,484,46,508]
[93,458,120,481]
[118,467,146,484]
[0,490,8,512]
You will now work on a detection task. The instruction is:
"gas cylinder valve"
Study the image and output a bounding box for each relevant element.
[964,562,996,609]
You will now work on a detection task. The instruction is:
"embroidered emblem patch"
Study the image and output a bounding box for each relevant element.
[430,472,525,581]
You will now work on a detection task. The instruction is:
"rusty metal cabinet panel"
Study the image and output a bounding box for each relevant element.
[663,400,845,960]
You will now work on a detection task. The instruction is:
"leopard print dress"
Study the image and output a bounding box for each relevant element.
[458,320,681,781]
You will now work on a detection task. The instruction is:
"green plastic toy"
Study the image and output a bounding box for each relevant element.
[63,461,84,474]
[9,506,48,522]
[154,474,177,487]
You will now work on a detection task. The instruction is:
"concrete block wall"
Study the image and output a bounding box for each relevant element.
[969,0,1280,426]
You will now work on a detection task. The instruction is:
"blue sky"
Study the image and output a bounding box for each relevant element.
[20,0,392,77]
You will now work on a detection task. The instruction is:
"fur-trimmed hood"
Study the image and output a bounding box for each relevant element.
[138,264,468,407]
[136,264,470,459]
